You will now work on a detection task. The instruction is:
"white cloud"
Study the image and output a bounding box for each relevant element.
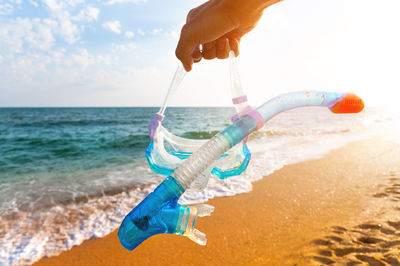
[124,31,134,39]
[0,8,82,51]
[41,0,97,43]
[74,6,100,22]
[149,27,179,38]
[55,48,110,70]
[152,28,162,35]
[102,20,121,34]
[85,6,99,21]
[49,48,66,64]
[42,0,84,11]
[28,0,39,7]
[111,43,136,54]
[163,30,178,38]
[57,12,79,43]
[0,17,57,53]
[0,3,14,15]
[0,0,24,14]
[70,48,111,69]
[42,0,64,12]
[25,18,56,50]
[0,19,28,53]
[41,0,83,44]
[0,48,116,107]
[103,0,147,5]
[1,47,111,77]
[137,28,144,36]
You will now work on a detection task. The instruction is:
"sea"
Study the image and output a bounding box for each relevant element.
[0,106,398,265]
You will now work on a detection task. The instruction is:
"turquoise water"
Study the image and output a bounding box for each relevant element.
[0,107,234,211]
[0,107,232,180]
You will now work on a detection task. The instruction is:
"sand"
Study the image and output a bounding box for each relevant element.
[34,137,400,265]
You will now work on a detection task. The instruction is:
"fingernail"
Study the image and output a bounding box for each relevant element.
[193,56,202,63]
[192,51,202,62]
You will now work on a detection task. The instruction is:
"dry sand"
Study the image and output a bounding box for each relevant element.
[34,137,400,265]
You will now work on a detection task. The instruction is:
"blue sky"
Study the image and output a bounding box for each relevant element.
[1,0,399,108]
[0,0,200,106]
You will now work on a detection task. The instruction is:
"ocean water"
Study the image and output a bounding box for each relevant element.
[0,106,398,265]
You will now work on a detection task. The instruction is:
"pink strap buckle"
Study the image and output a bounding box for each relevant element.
[148,113,164,141]
[232,95,248,104]
[247,108,264,130]
[231,106,264,130]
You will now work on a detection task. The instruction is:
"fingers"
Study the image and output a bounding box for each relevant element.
[176,36,237,71]
[179,37,235,68]
[192,45,202,63]
[176,26,237,71]
[229,38,240,56]
[202,38,231,60]
[202,42,216,60]
[216,38,229,59]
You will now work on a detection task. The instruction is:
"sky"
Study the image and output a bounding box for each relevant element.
[0,0,399,108]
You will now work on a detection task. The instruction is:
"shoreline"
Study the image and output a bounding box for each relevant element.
[34,137,400,265]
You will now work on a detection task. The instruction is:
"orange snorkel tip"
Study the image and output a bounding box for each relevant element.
[330,93,364,114]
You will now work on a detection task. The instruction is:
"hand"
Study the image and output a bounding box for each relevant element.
[175,0,282,71]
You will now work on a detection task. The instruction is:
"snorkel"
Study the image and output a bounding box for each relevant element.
[118,90,364,250]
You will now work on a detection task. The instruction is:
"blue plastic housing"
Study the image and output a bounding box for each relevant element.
[146,141,250,179]
[118,177,187,250]
[210,145,251,179]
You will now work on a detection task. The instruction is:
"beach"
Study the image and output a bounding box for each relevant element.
[4,106,392,265]
[34,136,400,265]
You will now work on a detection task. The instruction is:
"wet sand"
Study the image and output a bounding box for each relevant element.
[34,137,400,265]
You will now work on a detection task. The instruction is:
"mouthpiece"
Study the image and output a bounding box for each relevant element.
[118,177,214,250]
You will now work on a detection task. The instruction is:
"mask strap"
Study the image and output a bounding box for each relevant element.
[158,64,186,116]
[229,51,248,114]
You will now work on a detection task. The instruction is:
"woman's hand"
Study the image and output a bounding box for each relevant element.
[175,0,282,71]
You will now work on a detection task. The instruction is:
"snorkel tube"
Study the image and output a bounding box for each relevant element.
[118,91,364,250]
